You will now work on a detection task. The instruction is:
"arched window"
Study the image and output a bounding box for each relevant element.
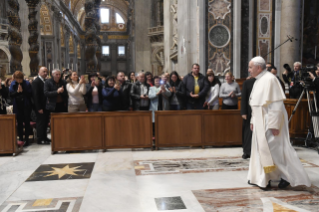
[116,13,125,24]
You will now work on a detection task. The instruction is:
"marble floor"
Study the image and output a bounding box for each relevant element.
[0,144,319,212]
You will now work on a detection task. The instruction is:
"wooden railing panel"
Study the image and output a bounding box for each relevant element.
[104,112,152,148]
[202,111,242,146]
[0,115,17,154]
[156,111,202,147]
[51,113,104,151]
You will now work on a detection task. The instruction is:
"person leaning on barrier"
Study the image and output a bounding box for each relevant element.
[44,69,68,113]
[169,71,185,110]
[204,71,221,110]
[9,71,33,146]
[183,63,209,110]
[219,72,241,109]
[102,76,120,111]
[130,72,150,111]
[66,71,87,112]
[32,67,51,144]
[85,73,103,112]
[117,72,132,111]
[0,78,8,114]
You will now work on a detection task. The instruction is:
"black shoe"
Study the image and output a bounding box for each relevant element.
[242,153,250,159]
[278,178,290,189]
[23,141,30,147]
[45,138,51,142]
[248,180,271,190]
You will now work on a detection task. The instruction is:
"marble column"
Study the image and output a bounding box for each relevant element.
[163,0,172,73]
[280,0,301,74]
[233,0,241,78]
[248,0,254,60]
[198,0,206,75]
[134,0,151,72]
[177,0,199,76]
[274,0,282,75]
[64,27,70,69]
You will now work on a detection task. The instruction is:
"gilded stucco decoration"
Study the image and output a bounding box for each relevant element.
[40,5,53,36]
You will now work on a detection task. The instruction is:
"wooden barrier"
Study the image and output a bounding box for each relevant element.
[155,110,242,149]
[284,99,310,138]
[51,112,153,153]
[0,114,21,156]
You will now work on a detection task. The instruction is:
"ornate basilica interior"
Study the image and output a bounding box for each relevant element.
[0,0,310,80]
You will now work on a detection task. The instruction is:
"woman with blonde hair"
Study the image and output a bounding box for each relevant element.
[66,71,87,112]
[219,72,241,109]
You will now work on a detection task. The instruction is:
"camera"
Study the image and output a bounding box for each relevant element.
[300,64,316,90]
[160,80,164,85]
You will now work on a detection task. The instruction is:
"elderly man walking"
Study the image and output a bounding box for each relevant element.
[247,56,311,189]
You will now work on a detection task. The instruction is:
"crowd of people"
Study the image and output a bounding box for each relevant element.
[0,63,244,147]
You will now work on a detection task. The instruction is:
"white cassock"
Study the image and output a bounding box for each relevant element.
[248,70,311,188]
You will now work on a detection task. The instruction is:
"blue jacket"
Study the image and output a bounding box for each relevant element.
[102,87,120,111]
[9,80,33,115]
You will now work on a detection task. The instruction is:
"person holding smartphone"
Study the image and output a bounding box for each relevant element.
[66,71,87,112]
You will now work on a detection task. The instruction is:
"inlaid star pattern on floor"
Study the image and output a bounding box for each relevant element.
[43,165,86,179]
[26,163,95,181]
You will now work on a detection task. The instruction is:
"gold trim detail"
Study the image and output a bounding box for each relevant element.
[264,165,276,174]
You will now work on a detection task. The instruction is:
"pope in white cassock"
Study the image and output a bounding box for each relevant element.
[247,56,311,189]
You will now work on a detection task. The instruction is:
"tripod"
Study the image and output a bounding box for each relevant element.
[288,85,319,153]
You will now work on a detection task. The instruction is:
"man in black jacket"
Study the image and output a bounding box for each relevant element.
[44,69,68,113]
[32,67,50,144]
[117,72,132,110]
[183,63,209,109]
[130,72,150,110]
[240,77,255,159]
[0,79,8,114]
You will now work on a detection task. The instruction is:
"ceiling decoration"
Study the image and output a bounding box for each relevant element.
[40,4,53,35]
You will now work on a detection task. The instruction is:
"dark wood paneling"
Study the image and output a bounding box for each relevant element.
[284,99,310,138]
[51,113,104,151]
[104,112,152,148]
[202,111,242,146]
[156,111,202,147]
[0,115,17,154]
[51,112,153,152]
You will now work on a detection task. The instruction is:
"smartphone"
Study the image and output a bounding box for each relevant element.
[160,80,164,85]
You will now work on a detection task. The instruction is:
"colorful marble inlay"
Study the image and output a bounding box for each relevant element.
[26,163,95,181]
[134,157,318,176]
[0,197,83,212]
[192,186,319,211]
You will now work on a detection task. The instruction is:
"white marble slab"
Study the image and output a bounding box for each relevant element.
[7,179,89,201]
[79,170,143,212]
[42,152,98,165]
[93,151,133,173]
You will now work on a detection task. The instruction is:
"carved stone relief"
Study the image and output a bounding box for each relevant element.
[208,0,231,20]
[208,52,230,75]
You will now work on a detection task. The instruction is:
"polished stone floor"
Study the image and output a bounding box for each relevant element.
[0,144,319,211]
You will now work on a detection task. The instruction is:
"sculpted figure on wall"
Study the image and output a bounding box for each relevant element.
[170,0,178,51]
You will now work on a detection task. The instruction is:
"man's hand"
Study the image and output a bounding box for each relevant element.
[271,129,280,136]
[242,115,247,120]
[156,90,162,96]
[250,124,253,131]
[57,86,64,94]
[114,83,120,91]
[190,92,199,98]
[228,91,234,97]
[169,87,174,93]
[38,109,43,114]
[91,81,96,87]
[203,102,208,108]
[309,72,315,80]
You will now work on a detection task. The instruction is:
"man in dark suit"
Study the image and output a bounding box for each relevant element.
[240,77,256,159]
[271,67,285,93]
[32,67,50,144]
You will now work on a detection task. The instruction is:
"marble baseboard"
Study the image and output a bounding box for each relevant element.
[192,185,319,211]
[134,157,318,176]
